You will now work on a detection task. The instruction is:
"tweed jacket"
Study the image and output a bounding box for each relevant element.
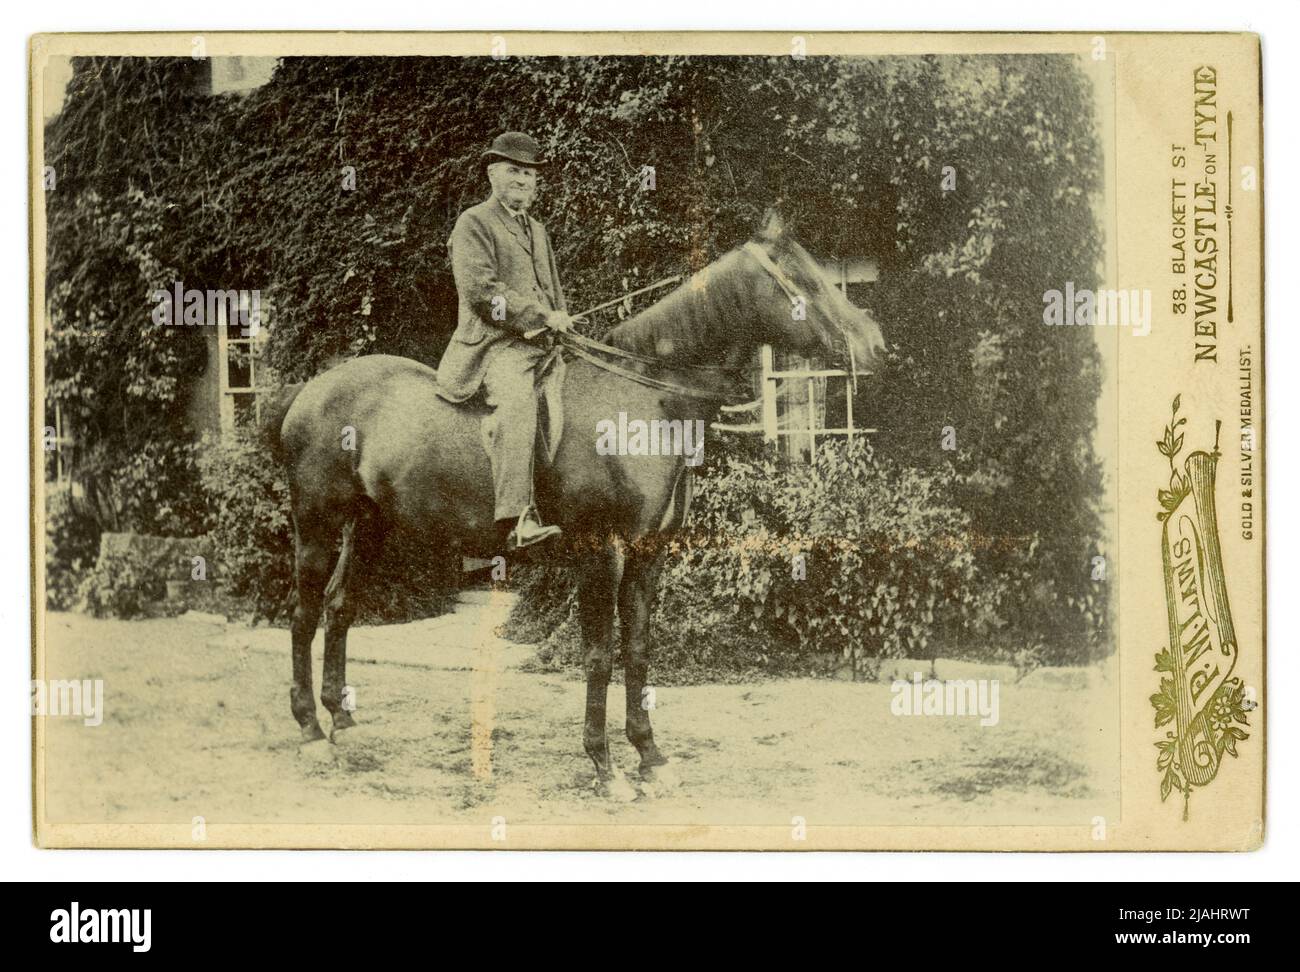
[438,197,567,402]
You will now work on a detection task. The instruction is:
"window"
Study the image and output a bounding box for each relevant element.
[714,257,877,461]
[208,57,278,96]
[217,293,270,433]
[45,402,75,484]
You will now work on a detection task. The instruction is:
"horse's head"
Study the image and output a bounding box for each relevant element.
[743,211,886,374]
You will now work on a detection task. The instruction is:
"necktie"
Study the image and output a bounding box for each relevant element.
[516,213,531,241]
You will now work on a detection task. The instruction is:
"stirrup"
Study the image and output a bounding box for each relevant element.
[507,507,562,550]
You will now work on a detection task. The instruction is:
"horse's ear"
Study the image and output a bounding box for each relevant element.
[756,207,788,246]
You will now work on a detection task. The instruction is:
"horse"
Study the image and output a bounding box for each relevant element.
[265,213,885,797]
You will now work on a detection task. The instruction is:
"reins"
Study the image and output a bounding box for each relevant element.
[570,274,682,321]
[559,329,745,377]
[557,242,810,402]
[567,278,744,377]
[561,338,743,402]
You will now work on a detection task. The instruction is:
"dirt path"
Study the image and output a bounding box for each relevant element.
[40,593,1119,833]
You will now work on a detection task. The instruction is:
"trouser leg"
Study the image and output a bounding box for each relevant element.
[482,348,540,522]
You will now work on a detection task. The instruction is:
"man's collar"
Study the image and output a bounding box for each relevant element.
[496,196,528,221]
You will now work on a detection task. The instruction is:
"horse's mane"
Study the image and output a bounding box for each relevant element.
[605,250,749,362]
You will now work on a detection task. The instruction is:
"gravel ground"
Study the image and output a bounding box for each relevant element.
[39,594,1120,834]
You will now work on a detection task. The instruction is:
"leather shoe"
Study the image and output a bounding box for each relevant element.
[508,507,562,550]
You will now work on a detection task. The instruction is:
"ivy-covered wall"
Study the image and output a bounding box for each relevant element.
[44,54,1109,659]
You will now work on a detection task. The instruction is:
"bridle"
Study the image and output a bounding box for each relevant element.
[745,240,861,385]
[558,333,746,402]
[555,241,810,403]
[741,240,804,303]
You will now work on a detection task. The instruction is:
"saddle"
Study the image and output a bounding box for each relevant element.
[532,348,567,467]
[437,346,694,530]
[462,346,566,469]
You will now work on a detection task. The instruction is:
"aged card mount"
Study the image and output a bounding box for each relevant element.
[30,32,1263,850]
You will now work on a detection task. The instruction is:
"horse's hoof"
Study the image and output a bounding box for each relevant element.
[298,738,333,764]
[596,771,639,803]
[300,723,327,744]
[329,715,359,742]
[640,763,681,795]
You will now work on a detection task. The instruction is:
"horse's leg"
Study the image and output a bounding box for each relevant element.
[289,522,331,742]
[577,539,634,798]
[619,542,672,783]
[320,515,361,738]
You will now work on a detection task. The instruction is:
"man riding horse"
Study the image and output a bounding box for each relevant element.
[270,154,885,789]
[439,131,571,550]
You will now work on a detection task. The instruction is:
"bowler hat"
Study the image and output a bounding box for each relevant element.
[482,131,549,167]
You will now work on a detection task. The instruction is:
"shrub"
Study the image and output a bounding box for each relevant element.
[505,562,790,685]
[502,563,577,647]
[356,530,458,625]
[47,55,1108,657]
[45,485,100,610]
[650,573,812,682]
[196,431,295,620]
[76,545,166,619]
[680,439,995,677]
[506,438,1012,681]
[195,429,454,624]
[73,533,215,619]
[92,439,209,538]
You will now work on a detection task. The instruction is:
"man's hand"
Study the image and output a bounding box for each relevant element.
[545,311,574,333]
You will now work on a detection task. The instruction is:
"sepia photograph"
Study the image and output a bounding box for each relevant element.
[27,27,1263,857]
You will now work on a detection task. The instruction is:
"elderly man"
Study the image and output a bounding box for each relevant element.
[440,131,573,549]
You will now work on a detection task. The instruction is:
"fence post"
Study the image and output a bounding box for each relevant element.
[807,376,817,463]
[846,377,854,447]
[760,345,778,445]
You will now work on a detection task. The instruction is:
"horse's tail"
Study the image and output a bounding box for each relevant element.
[259,381,306,462]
